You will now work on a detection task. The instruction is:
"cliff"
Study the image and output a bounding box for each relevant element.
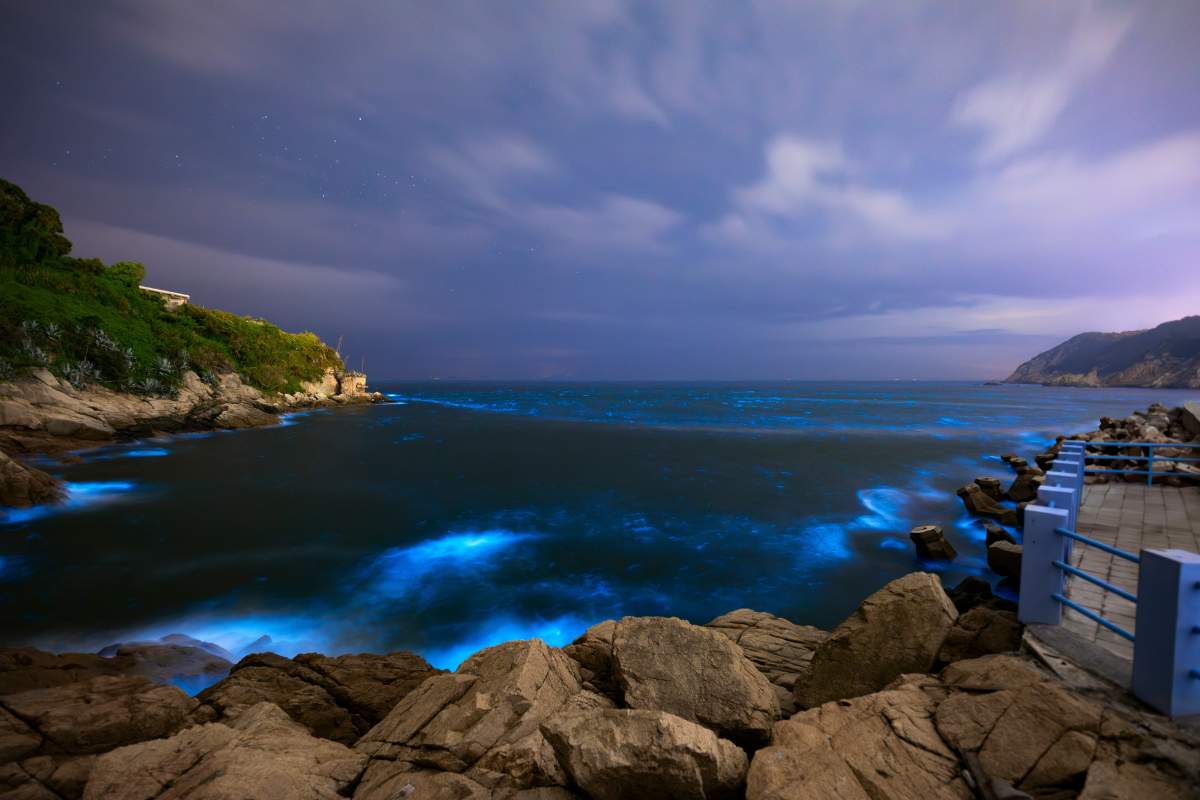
[1005,316,1200,388]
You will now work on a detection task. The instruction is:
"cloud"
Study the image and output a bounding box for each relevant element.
[952,6,1133,162]
[712,136,952,247]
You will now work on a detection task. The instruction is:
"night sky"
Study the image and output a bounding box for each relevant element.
[2,2,1198,380]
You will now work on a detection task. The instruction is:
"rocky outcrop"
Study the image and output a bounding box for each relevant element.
[794,572,957,709]
[955,484,1019,526]
[936,606,1022,664]
[1,641,231,696]
[197,650,441,744]
[542,709,748,800]
[605,616,780,750]
[703,610,828,716]
[0,450,62,508]
[82,702,366,800]
[908,524,957,561]
[1004,316,1200,389]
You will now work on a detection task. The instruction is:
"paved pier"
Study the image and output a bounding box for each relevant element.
[1062,482,1200,659]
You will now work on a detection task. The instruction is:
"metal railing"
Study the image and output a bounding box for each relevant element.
[1075,440,1200,485]
[1019,442,1200,717]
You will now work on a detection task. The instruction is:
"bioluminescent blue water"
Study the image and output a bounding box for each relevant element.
[2,381,1197,668]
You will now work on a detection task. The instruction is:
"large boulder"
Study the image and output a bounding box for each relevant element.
[936,606,1022,664]
[794,572,957,709]
[908,524,957,561]
[748,675,971,800]
[987,541,1023,579]
[82,702,366,800]
[542,708,748,800]
[608,616,780,749]
[0,450,63,508]
[355,639,592,792]
[956,484,1019,526]
[703,609,827,714]
[198,651,440,744]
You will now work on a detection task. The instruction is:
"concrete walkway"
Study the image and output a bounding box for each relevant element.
[1062,482,1200,659]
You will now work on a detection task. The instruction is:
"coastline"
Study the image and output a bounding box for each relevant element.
[0,367,385,509]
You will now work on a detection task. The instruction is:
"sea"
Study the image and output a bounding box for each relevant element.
[2,381,1197,681]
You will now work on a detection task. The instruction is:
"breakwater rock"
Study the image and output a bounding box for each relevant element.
[3,571,1196,798]
[1048,401,1200,486]
[0,367,385,508]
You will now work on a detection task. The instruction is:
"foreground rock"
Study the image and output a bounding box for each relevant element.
[987,541,1023,579]
[956,484,1019,526]
[0,675,198,797]
[83,702,366,800]
[908,524,957,561]
[355,639,595,793]
[542,709,747,800]
[603,616,780,749]
[0,450,63,508]
[703,610,827,715]
[936,606,1021,663]
[794,572,957,709]
[198,650,441,744]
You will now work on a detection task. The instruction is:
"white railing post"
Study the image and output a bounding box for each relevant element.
[1132,549,1200,717]
[1038,485,1078,534]
[1019,502,1070,625]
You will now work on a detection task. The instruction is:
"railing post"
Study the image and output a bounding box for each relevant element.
[1038,485,1078,534]
[1132,549,1200,717]
[1018,502,1070,625]
[1147,444,1155,486]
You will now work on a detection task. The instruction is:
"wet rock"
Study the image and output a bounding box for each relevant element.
[82,702,366,800]
[974,476,1005,501]
[987,541,1023,579]
[956,484,1019,526]
[1006,468,1045,503]
[794,572,957,709]
[542,708,748,800]
[356,639,586,790]
[198,651,440,744]
[909,524,957,561]
[749,675,971,800]
[984,523,1016,548]
[937,607,1022,663]
[0,450,63,508]
[609,616,780,750]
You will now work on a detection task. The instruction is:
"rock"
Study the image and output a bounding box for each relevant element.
[1006,469,1045,503]
[82,702,366,799]
[943,576,1016,615]
[974,476,1005,500]
[956,484,1019,526]
[0,450,63,508]
[984,523,1016,548]
[909,524,957,561]
[542,708,748,800]
[562,620,619,700]
[1181,402,1200,436]
[0,649,124,694]
[352,763,492,799]
[987,541,1023,579]
[609,616,780,749]
[749,675,971,800]
[703,609,828,687]
[96,643,231,692]
[0,675,197,757]
[0,643,229,697]
[355,639,587,790]
[794,572,957,709]
[198,651,440,744]
[937,607,1022,663]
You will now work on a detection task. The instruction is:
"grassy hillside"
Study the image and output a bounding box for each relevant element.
[0,179,343,395]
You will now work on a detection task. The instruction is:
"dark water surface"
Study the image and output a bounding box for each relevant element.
[3,382,1197,671]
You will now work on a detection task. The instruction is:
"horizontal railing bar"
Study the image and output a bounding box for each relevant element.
[1083,454,1200,463]
[1053,560,1138,602]
[1068,441,1200,448]
[1085,468,1159,476]
[1055,527,1141,563]
[1053,593,1136,641]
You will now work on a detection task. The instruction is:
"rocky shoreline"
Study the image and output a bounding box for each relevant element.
[2,571,1196,799]
[0,367,386,509]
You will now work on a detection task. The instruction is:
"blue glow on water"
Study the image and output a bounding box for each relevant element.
[363,530,540,599]
[169,673,228,696]
[1,481,138,526]
[879,537,908,550]
[121,449,169,458]
[420,614,591,670]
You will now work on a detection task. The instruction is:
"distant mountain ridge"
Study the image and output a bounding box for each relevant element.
[1005,316,1200,389]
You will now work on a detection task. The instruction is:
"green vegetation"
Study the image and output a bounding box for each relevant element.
[0,178,343,395]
